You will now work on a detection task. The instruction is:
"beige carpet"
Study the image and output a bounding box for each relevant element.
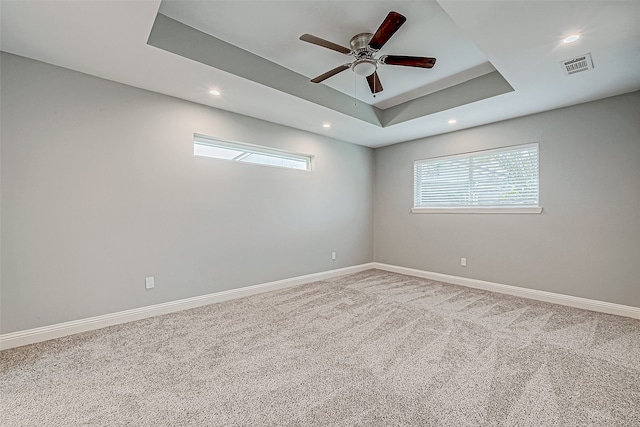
[2,269,639,426]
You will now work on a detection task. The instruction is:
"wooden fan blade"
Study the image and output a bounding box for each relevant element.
[369,11,406,50]
[299,34,351,55]
[366,72,383,94]
[383,55,436,68]
[310,64,351,83]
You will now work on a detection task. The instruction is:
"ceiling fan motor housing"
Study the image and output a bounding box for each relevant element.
[350,33,375,55]
[350,33,378,76]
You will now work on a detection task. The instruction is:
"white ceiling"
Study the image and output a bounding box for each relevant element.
[1,1,639,148]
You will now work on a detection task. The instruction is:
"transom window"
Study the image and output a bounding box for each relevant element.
[194,134,313,171]
[413,143,541,213]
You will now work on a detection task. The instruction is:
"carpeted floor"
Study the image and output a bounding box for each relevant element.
[1,269,639,426]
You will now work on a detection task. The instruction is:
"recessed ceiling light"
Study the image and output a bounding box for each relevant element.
[322,123,331,128]
[563,34,580,44]
[448,119,457,124]
[209,89,221,96]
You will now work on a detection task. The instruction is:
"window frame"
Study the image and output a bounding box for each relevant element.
[194,133,314,172]
[412,143,542,214]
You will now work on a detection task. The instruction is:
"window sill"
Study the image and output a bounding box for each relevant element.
[411,206,543,214]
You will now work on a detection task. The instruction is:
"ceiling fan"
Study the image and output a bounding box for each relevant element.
[299,11,436,95]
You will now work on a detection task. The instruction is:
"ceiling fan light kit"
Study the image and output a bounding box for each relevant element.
[352,59,377,76]
[299,11,436,95]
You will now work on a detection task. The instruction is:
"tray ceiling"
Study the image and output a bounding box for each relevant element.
[1,1,639,147]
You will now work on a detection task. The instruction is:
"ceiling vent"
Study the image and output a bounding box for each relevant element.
[561,53,594,76]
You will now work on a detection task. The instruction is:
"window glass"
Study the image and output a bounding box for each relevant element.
[194,134,313,171]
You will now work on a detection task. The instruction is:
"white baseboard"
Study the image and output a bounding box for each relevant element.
[0,263,375,351]
[371,262,640,320]
[3,261,637,351]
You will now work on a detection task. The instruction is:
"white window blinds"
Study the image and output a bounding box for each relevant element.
[413,143,541,213]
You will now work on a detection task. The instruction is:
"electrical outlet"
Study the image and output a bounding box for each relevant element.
[461,258,467,267]
[331,251,336,261]
[145,277,155,289]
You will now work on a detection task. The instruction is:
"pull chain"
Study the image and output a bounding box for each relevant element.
[373,72,376,98]
[354,71,357,106]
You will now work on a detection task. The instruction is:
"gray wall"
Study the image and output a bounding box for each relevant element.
[2,52,638,335]
[374,91,640,307]
[0,53,374,333]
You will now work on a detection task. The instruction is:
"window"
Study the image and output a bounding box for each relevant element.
[413,143,541,213]
[194,134,313,171]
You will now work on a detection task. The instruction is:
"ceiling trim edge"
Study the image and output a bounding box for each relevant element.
[381,71,514,127]
[148,13,382,126]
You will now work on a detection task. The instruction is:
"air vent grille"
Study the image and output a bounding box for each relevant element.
[561,53,594,75]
